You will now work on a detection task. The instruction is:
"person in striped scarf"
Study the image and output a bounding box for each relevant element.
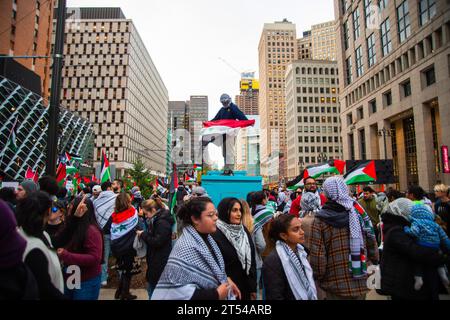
[309,176,379,300]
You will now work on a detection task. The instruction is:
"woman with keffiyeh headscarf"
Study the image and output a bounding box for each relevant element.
[212,198,257,300]
[309,176,379,300]
[380,198,449,300]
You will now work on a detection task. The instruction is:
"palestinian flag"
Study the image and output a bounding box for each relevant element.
[56,163,66,187]
[343,160,377,185]
[25,167,39,183]
[111,207,139,241]
[65,152,71,165]
[101,150,111,183]
[286,168,308,191]
[304,159,346,179]
[184,171,195,183]
[168,163,179,222]
[7,117,18,152]
[194,164,202,171]
[66,165,78,175]
[82,176,91,184]
[201,119,255,137]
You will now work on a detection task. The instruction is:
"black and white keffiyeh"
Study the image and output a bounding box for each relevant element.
[216,219,252,275]
[275,241,317,300]
[152,225,230,300]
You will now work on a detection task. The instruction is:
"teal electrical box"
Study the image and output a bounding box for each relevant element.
[201,171,263,207]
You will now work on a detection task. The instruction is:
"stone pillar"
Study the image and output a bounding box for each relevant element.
[438,91,450,186]
[413,103,436,191]
[395,120,408,191]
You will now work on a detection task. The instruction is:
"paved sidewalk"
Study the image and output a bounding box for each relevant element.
[99,288,149,300]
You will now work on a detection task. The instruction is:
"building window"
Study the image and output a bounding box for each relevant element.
[357,107,364,120]
[381,19,392,56]
[355,46,364,77]
[402,80,411,97]
[345,57,353,85]
[359,129,367,160]
[364,0,373,27]
[367,33,376,67]
[369,99,377,114]
[343,20,349,50]
[347,113,353,126]
[349,133,355,160]
[423,66,436,86]
[353,8,361,40]
[403,116,418,185]
[383,90,392,107]
[379,0,389,10]
[397,1,411,43]
[419,0,437,26]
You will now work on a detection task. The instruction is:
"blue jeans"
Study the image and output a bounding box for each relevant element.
[101,234,111,283]
[65,275,101,300]
[147,283,155,300]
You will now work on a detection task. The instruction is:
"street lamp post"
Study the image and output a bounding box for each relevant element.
[377,128,391,160]
[317,152,328,163]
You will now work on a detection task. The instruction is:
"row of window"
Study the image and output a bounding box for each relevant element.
[296,87,337,94]
[299,136,340,144]
[297,106,339,114]
[297,116,339,124]
[345,21,447,108]
[295,66,338,76]
[344,0,437,85]
[298,146,341,155]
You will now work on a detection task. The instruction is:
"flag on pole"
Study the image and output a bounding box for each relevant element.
[56,163,67,187]
[101,150,111,183]
[303,159,346,179]
[194,164,202,171]
[7,117,18,152]
[168,163,179,224]
[25,167,39,183]
[286,169,307,191]
[343,160,377,185]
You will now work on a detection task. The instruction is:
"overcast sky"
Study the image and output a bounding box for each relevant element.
[67,0,335,117]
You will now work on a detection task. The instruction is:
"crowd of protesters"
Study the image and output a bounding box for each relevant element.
[1,173,450,300]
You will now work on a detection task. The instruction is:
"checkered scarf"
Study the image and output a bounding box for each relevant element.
[323,177,376,278]
[155,225,228,292]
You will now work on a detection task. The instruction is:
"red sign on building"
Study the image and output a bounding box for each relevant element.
[442,146,450,174]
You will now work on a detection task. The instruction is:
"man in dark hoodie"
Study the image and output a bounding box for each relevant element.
[309,176,379,300]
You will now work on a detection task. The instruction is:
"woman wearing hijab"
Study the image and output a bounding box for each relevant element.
[152,197,241,300]
[212,198,257,300]
[380,198,449,300]
[309,176,379,300]
[263,214,317,300]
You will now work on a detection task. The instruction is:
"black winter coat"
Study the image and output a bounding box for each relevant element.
[0,263,39,300]
[380,213,447,300]
[211,227,257,300]
[262,249,296,300]
[140,209,174,287]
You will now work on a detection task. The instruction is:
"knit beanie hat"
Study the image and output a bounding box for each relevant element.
[0,200,27,269]
[20,179,38,195]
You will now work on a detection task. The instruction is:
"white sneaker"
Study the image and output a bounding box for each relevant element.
[101,281,107,286]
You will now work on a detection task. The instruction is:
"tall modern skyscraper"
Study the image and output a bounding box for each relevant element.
[0,0,54,97]
[285,60,342,180]
[335,0,450,190]
[235,73,259,115]
[311,20,338,61]
[168,100,190,173]
[60,7,169,177]
[258,19,297,184]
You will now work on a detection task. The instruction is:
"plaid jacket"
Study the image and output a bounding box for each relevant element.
[309,216,379,297]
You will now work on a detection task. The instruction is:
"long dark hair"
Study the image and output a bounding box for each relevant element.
[217,197,242,224]
[269,214,296,242]
[16,191,52,239]
[250,191,267,215]
[67,197,103,258]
